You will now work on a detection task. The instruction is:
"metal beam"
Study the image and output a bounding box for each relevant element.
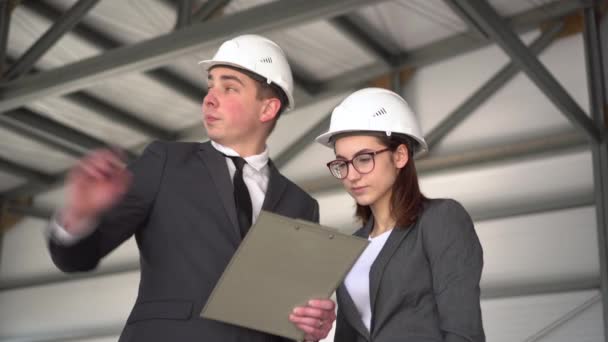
[3,175,64,200]
[453,0,602,143]
[6,204,52,220]
[274,114,331,169]
[9,184,595,227]
[0,158,54,186]
[4,0,101,80]
[0,187,596,301]
[583,3,608,340]
[0,0,10,76]
[0,106,140,198]
[178,0,593,139]
[0,283,598,342]
[0,108,127,156]
[472,191,594,223]
[22,0,203,104]
[191,0,231,22]
[4,55,172,142]
[311,0,593,102]
[0,260,140,291]
[0,198,3,289]
[9,128,592,222]
[0,0,385,112]
[425,22,563,150]
[13,325,121,342]
[482,279,599,301]
[291,70,321,96]
[523,292,601,342]
[419,131,588,175]
[175,0,193,29]
[63,93,174,141]
[0,111,84,157]
[2,0,594,200]
[302,129,589,195]
[443,0,489,40]
[330,14,396,67]
[391,71,401,94]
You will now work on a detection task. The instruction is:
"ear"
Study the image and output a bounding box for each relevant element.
[259,98,281,123]
[393,144,409,169]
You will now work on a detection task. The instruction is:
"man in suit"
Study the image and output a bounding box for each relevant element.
[48,34,335,342]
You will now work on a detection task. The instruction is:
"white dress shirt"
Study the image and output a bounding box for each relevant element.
[49,141,270,246]
[343,229,392,332]
[210,140,270,225]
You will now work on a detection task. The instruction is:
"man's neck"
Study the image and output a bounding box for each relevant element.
[212,139,266,157]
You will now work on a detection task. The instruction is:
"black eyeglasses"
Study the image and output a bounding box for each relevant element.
[326,148,391,179]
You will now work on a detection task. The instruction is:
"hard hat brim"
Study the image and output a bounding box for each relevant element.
[198,59,294,111]
[315,129,428,153]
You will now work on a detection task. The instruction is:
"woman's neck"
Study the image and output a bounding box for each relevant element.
[370,200,395,238]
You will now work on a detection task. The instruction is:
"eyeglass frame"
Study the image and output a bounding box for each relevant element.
[326,147,392,179]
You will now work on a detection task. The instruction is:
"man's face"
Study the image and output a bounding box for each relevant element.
[202,66,266,146]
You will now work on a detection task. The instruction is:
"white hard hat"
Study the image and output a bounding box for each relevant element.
[199,34,295,111]
[315,88,427,153]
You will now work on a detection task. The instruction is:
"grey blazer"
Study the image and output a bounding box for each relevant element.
[335,199,484,342]
[49,141,319,342]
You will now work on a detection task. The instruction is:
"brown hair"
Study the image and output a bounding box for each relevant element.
[354,133,427,228]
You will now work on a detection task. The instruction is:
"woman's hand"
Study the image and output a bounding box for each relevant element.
[289,298,336,341]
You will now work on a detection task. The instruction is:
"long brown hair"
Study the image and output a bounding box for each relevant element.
[355,134,427,228]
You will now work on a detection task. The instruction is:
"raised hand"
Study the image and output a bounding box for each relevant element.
[61,149,132,234]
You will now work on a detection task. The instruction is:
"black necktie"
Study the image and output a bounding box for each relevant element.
[228,156,253,238]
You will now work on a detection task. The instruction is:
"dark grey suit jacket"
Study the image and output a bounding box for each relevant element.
[335,199,484,342]
[49,141,319,342]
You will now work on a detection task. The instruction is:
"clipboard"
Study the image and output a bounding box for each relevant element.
[201,210,368,341]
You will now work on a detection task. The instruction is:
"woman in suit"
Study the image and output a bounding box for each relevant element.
[315,88,485,342]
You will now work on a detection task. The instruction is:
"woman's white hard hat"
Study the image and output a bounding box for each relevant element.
[315,87,427,153]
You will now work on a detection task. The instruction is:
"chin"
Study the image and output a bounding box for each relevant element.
[205,129,222,141]
[351,194,374,207]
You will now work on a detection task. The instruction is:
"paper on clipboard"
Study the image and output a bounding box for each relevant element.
[201,210,368,341]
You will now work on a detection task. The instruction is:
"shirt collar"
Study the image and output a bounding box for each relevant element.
[210,140,269,172]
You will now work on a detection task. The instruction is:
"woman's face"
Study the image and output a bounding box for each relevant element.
[333,135,408,208]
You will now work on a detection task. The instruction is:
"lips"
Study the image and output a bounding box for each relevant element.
[350,186,367,195]
[205,115,219,125]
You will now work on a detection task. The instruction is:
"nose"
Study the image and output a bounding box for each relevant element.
[203,90,218,110]
[345,163,361,182]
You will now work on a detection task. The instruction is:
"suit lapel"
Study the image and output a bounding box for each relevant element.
[197,142,240,238]
[368,219,413,335]
[337,284,371,341]
[334,223,373,340]
[261,160,287,212]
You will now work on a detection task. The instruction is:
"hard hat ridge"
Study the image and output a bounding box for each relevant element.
[315,87,428,153]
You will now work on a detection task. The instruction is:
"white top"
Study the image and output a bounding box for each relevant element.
[343,229,392,331]
[49,141,270,245]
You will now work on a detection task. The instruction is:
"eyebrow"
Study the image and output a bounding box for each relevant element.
[335,148,377,160]
[207,73,245,86]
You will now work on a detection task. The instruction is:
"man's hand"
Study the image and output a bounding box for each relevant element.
[289,298,336,342]
[61,149,131,233]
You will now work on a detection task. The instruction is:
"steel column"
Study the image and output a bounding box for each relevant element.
[0,0,11,76]
[583,3,608,339]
